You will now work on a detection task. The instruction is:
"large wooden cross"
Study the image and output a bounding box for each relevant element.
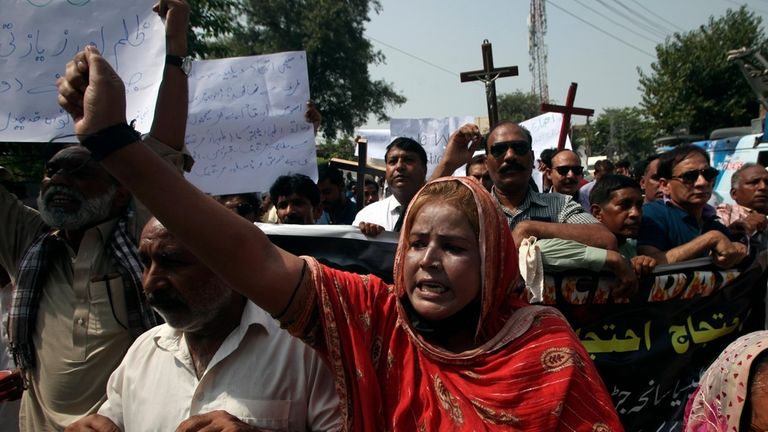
[460,40,518,127]
[541,82,594,151]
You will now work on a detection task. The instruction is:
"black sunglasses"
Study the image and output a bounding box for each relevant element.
[670,167,719,184]
[489,140,530,159]
[554,165,584,176]
[235,202,255,216]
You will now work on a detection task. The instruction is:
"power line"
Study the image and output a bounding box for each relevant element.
[594,0,668,39]
[721,0,768,15]
[548,0,656,58]
[367,36,481,87]
[613,0,677,36]
[571,0,661,44]
[627,0,686,32]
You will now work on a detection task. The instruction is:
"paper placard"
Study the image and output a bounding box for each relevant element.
[183,51,317,195]
[1,0,164,142]
[390,116,474,177]
[354,128,390,161]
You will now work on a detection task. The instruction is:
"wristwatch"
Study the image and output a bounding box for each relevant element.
[165,54,192,76]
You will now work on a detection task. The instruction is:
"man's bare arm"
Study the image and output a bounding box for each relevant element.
[57,47,306,318]
[637,230,747,268]
[513,220,618,250]
[429,123,482,181]
[148,0,189,150]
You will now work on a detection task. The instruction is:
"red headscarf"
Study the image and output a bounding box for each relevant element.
[292,177,622,431]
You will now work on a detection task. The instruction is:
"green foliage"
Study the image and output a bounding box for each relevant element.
[497,90,543,123]
[187,0,243,58]
[638,6,767,136]
[223,0,406,139]
[585,107,658,163]
[316,136,356,165]
[0,143,50,183]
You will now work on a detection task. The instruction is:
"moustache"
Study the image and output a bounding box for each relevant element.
[499,162,527,174]
[283,214,308,224]
[146,288,186,312]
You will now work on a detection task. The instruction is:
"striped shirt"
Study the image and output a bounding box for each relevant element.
[493,186,599,229]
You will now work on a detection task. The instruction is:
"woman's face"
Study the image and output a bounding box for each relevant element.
[750,363,768,431]
[403,202,481,321]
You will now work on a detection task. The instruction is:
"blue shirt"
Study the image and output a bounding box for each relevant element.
[638,200,729,253]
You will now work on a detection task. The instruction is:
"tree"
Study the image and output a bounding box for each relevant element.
[187,0,243,58]
[585,107,657,162]
[497,90,543,123]
[225,0,406,140]
[638,6,767,137]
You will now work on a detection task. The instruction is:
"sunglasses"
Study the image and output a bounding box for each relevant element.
[670,167,719,184]
[489,140,530,159]
[235,202,255,216]
[553,165,584,176]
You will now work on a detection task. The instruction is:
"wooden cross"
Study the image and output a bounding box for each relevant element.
[541,82,594,151]
[460,40,518,127]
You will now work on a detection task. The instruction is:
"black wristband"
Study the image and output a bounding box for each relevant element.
[81,123,141,161]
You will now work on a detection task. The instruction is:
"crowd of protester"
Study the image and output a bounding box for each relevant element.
[1,0,768,430]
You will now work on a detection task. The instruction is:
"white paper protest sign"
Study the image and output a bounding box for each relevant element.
[183,52,316,195]
[354,128,390,160]
[520,112,573,157]
[1,0,164,142]
[520,112,573,191]
[390,117,474,176]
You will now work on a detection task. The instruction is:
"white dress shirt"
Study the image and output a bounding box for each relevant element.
[98,301,341,432]
[351,195,403,231]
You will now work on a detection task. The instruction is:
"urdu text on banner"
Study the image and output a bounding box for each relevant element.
[183,51,317,196]
[1,0,164,142]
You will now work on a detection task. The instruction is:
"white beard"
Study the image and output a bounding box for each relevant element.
[37,184,118,230]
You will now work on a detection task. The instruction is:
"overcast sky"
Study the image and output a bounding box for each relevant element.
[360,0,768,129]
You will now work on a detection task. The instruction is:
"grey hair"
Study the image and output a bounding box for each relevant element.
[731,163,763,189]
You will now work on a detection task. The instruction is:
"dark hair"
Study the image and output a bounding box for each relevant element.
[364,177,379,191]
[657,145,710,180]
[594,159,615,173]
[465,154,487,175]
[385,137,427,167]
[741,349,768,431]
[539,148,556,168]
[269,174,320,206]
[485,121,534,148]
[616,159,631,169]
[216,192,261,209]
[318,165,344,188]
[589,174,641,206]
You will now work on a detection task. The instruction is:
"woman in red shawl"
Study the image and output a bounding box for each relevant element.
[57,49,621,430]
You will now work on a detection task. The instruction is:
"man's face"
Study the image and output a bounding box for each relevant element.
[139,220,233,332]
[732,165,768,213]
[385,147,427,203]
[317,179,343,213]
[592,187,643,240]
[641,159,663,202]
[275,193,321,224]
[548,151,583,197]
[37,147,124,230]
[364,184,379,206]
[485,124,534,193]
[217,195,258,222]
[594,165,614,182]
[467,162,493,192]
[616,166,631,177]
[661,152,716,212]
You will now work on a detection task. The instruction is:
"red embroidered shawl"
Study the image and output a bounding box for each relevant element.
[287,177,622,431]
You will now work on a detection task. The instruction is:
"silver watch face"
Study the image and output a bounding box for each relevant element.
[181,57,192,75]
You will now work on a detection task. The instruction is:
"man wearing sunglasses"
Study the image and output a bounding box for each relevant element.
[433,122,617,251]
[638,145,747,268]
[548,150,586,199]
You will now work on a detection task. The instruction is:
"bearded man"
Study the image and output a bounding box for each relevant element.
[0,1,192,429]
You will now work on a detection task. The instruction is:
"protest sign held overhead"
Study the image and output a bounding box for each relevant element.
[1,0,164,141]
[183,51,317,195]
